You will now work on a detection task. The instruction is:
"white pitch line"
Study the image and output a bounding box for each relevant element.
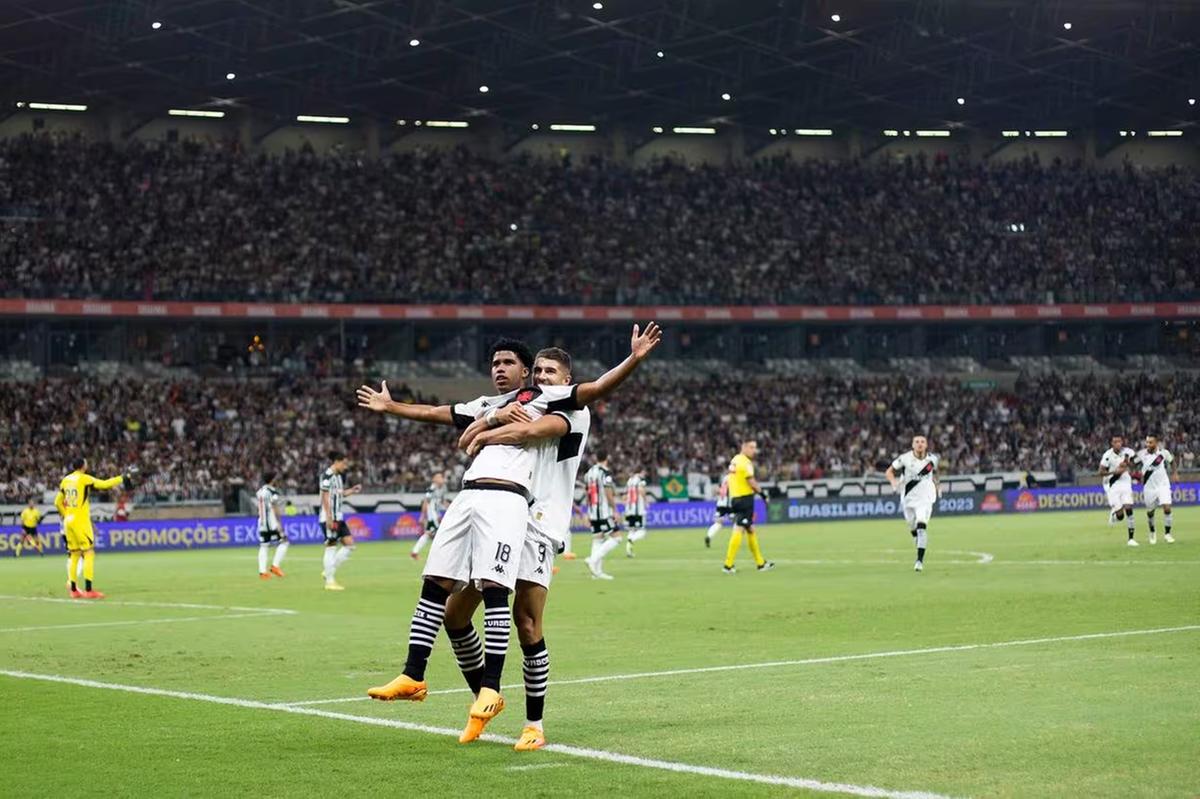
[0,612,286,634]
[0,595,298,615]
[505,763,570,771]
[0,669,958,799]
[282,623,1200,706]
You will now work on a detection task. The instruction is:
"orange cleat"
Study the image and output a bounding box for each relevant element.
[514,725,547,751]
[459,687,504,744]
[552,565,560,575]
[367,674,428,702]
[269,565,285,577]
[561,552,577,561]
[259,572,271,580]
[81,590,105,599]
[69,589,85,599]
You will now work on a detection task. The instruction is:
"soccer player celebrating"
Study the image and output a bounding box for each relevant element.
[623,470,650,557]
[1099,435,1138,546]
[410,472,448,561]
[722,439,773,574]
[255,473,289,578]
[1136,435,1178,545]
[704,473,733,548]
[55,458,132,598]
[583,454,621,579]
[359,324,660,744]
[886,435,940,572]
[16,498,44,556]
[319,454,362,591]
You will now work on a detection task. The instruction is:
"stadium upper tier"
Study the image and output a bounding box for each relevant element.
[1,372,1193,503]
[2,135,1197,307]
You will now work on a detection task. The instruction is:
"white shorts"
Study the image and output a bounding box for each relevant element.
[1105,483,1133,510]
[1143,484,1174,511]
[517,526,558,589]
[422,488,529,591]
[902,500,933,527]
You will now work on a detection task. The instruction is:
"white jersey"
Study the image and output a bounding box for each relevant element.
[1099,447,1136,490]
[527,407,591,546]
[890,451,939,505]
[453,384,581,490]
[625,475,647,516]
[318,468,345,523]
[584,463,615,521]
[423,482,448,525]
[256,484,282,532]
[1135,448,1174,492]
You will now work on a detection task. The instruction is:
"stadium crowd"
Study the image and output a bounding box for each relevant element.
[1,372,1194,504]
[2,134,1198,307]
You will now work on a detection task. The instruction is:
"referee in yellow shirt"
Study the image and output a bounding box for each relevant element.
[722,439,775,574]
[16,498,45,556]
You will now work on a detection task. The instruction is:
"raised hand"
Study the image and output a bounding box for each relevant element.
[357,381,392,412]
[630,322,663,360]
[494,403,532,426]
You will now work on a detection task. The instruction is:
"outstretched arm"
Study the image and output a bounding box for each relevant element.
[466,415,569,456]
[92,475,125,491]
[357,381,455,425]
[575,322,662,407]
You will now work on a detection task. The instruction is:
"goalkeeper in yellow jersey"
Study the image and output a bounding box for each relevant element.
[55,458,135,599]
[721,439,775,574]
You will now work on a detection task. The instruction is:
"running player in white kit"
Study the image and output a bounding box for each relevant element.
[624,471,650,557]
[255,473,289,578]
[705,474,734,548]
[1099,435,1137,545]
[583,456,621,579]
[1135,435,1178,545]
[886,435,940,572]
[411,472,448,560]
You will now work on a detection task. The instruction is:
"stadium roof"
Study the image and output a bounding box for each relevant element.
[2,0,1198,132]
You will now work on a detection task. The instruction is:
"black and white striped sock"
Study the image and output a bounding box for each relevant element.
[481,586,511,692]
[403,580,449,682]
[522,638,550,723]
[446,624,485,695]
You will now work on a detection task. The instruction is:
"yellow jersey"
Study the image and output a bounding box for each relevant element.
[728,453,756,498]
[20,507,41,528]
[57,470,124,520]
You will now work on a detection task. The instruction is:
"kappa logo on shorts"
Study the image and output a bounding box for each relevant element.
[535,567,545,575]
[493,564,506,575]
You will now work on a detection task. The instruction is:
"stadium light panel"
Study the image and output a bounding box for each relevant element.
[768,128,778,135]
[1001,131,1020,137]
[1063,22,1073,30]
[151,21,162,30]
[530,123,540,130]
[915,130,951,137]
[794,128,833,136]
[1147,130,1183,137]
[396,119,407,126]
[549,124,597,132]
[409,38,420,47]
[672,126,717,135]
[26,102,87,111]
[1032,130,1068,137]
[169,109,225,118]
[296,115,350,124]
[479,85,490,93]
[831,14,841,22]
[721,93,732,101]
[883,129,899,137]
[1190,98,1197,106]
[956,97,965,106]
[652,126,664,134]
[225,72,236,80]
[425,120,469,128]
[656,50,664,58]
[593,2,603,9]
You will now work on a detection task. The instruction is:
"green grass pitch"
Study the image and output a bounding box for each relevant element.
[3,510,1198,798]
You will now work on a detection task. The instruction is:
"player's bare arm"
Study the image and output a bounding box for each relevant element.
[885,465,899,491]
[345,484,363,497]
[457,403,533,451]
[320,489,332,524]
[574,322,663,406]
[356,380,455,425]
[466,414,569,456]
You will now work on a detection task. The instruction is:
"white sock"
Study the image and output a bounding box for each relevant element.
[323,547,338,581]
[412,533,431,555]
[257,543,269,574]
[706,522,721,540]
[588,536,604,561]
[596,537,621,564]
[628,528,647,542]
[525,719,544,731]
[273,541,289,568]
[916,529,928,549]
[335,545,353,568]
